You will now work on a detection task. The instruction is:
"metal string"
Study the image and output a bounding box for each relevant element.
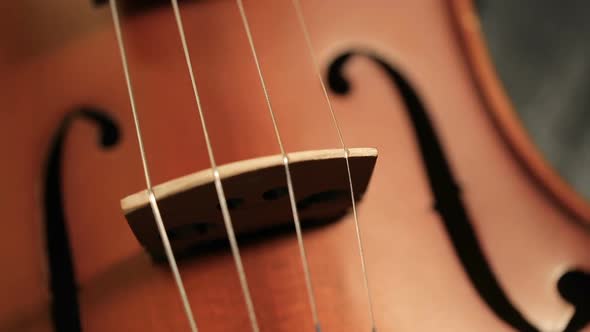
[235,1,322,331]
[292,1,378,331]
[109,1,198,331]
[168,0,260,331]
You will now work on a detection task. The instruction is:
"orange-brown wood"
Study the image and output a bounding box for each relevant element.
[1,0,588,331]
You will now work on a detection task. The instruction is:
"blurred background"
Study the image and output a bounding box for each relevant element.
[478,0,590,200]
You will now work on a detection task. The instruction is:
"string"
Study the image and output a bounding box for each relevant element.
[292,1,378,331]
[168,0,260,331]
[235,1,322,331]
[108,1,199,331]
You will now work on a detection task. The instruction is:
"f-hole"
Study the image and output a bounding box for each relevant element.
[328,51,547,332]
[44,107,119,332]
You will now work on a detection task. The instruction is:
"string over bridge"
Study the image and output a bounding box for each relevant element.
[121,148,378,259]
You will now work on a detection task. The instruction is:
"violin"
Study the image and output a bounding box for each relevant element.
[2,0,588,331]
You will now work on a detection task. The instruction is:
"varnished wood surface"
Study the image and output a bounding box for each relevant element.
[1,0,588,331]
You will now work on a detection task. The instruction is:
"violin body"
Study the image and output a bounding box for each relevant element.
[2,0,588,331]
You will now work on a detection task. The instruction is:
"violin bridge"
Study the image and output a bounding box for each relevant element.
[120,147,378,259]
